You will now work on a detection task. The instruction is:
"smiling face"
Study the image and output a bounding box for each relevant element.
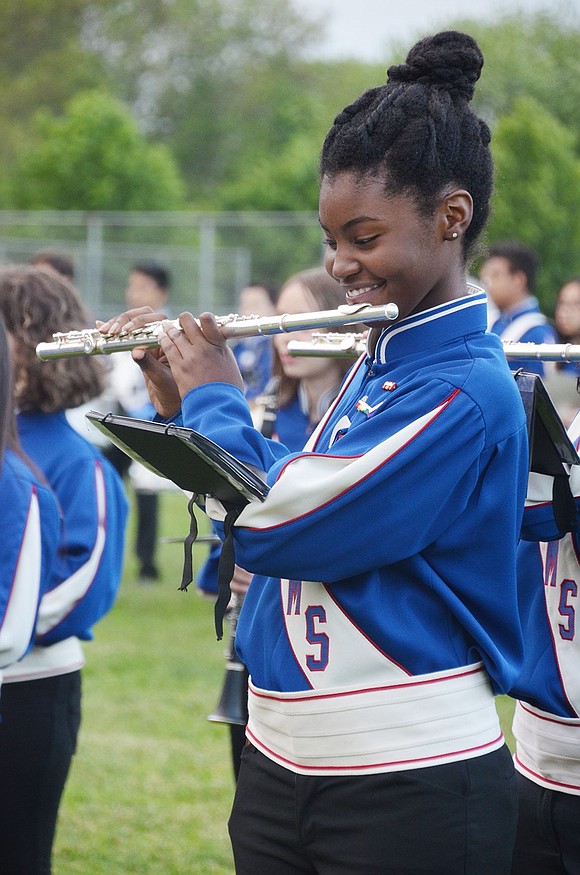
[319,171,469,321]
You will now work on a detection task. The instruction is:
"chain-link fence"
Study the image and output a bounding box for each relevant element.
[0,210,323,318]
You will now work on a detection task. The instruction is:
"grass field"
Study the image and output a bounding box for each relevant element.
[54,492,236,874]
[53,491,517,874]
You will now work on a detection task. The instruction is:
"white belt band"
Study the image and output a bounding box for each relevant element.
[1,637,85,682]
[247,662,503,776]
[513,700,580,796]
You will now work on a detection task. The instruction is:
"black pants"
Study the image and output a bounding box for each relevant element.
[0,671,82,874]
[228,668,249,782]
[511,772,580,874]
[229,743,518,875]
[103,445,159,578]
[230,723,247,782]
[135,491,159,577]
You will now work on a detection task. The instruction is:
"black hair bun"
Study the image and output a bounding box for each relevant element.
[387,30,483,102]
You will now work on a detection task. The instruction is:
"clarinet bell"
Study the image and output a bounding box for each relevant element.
[207,661,249,726]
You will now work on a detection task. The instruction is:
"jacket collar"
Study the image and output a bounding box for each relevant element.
[369,289,489,366]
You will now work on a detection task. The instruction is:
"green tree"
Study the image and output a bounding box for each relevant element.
[72,0,384,207]
[0,0,112,193]
[486,96,580,311]
[218,135,320,211]
[78,0,322,202]
[0,0,578,221]
[212,56,384,211]
[8,90,185,210]
[0,0,112,111]
[207,9,580,212]
[458,10,580,146]
[0,0,325,205]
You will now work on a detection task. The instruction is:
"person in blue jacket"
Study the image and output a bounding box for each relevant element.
[0,266,129,875]
[510,411,580,875]
[200,267,354,780]
[230,281,280,406]
[197,267,355,600]
[480,240,558,378]
[100,30,530,875]
[0,313,61,688]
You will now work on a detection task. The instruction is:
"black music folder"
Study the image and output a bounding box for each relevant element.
[514,371,580,535]
[86,410,269,505]
[87,411,270,639]
[514,372,580,476]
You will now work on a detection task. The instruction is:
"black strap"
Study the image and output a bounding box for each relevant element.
[553,475,577,535]
[177,494,245,642]
[211,383,280,639]
[178,493,199,592]
[214,506,244,640]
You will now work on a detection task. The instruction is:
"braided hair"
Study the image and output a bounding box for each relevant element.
[320,31,492,259]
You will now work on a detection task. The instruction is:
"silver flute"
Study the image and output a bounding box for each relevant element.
[288,332,367,358]
[501,341,580,362]
[35,303,399,360]
[287,333,580,362]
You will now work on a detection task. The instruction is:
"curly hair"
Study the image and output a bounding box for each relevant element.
[319,30,493,260]
[0,265,106,413]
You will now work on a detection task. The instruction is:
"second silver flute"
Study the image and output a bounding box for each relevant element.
[35,302,399,360]
[287,334,580,362]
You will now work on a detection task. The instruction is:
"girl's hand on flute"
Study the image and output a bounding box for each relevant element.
[131,346,182,419]
[157,311,243,398]
[97,307,182,419]
[96,306,168,336]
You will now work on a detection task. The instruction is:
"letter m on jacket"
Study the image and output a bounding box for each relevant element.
[286,580,302,615]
